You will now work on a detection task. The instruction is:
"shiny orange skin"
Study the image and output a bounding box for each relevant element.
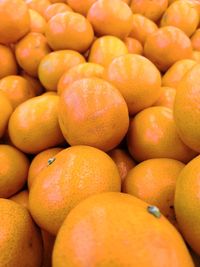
[53,192,194,267]
[21,71,44,96]
[38,50,85,91]
[44,3,73,21]
[124,37,143,55]
[15,32,51,78]
[58,78,129,152]
[191,29,200,51]
[45,12,94,53]
[28,9,47,34]
[0,92,13,138]
[144,26,193,72]
[88,35,128,67]
[29,145,121,235]
[104,54,162,115]
[153,86,176,109]
[127,106,197,163]
[8,94,65,154]
[10,190,29,209]
[129,14,158,45]
[57,62,104,95]
[0,145,29,198]
[123,158,185,226]
[25,0,51,16]
[87,0,133,39]
[0,0,30,44]
[0,45,18,79]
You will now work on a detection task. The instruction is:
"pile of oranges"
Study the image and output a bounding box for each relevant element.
[1,0,200,266]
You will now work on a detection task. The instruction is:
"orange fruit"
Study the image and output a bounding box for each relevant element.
[174,64,200,153]
[28,147,63,189]
[52,192,194,267]
[38,50,85,91]
[0,145,29,198]
[129,14,158,45]
[124,37,143,55]
[57,62,104,95]
[108,149,136,182]
[58,78,129,152]
[0,44,18,79]
[21,71,44,96]
[0,0,30,44]
[28,9,47,34]
[45,11,94,52]
[29,145,121,234]
[10,190,29,209]
[0,198,43,267]
[160,0,199,37]
[44,3,73,21]
[153,86,176,109]
[88,35,128,68]
[87,0,133,39]
[41,230,56,267]
[123,158,185,226]
[0,92,13,138]
[104,54,161,115]
[0,75,35,109]
[127,106,197,163]
[8,94,65,154]
[175,155,200,255]
[15,32,51,78]
[191,29,200,51]
[144,26,193,72]
[162,59,197,89]
[192,50,200,64]
[25,0,51,16]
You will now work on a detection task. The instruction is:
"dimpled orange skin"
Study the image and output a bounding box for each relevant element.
[58,78,129,152]
[87,0,133,39]
[8,94,65,154]
[52,192,194,267]
[174,64,200,153]
[45,12,94,53]
[0,45,18,79]
[29,145,121,235]
[0,92,13,138]
[191,29,200,51]
[144,26,193,72]
[124,37,143,55]
[127,106,197,163]
[104,54,161,115]
[57,62,104,95]
[28,9,47,34]
[10,190,29,209]
[123,158,185,226]
[15,32,51,78]
[44,3,73,21]
[38,50,85,91]
[153,86,176,109]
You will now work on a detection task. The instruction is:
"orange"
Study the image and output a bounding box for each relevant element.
[0,198,43,267]
[41,230,56,267]
[28,9,47,34]
[38,50,85,91]
[108,149,136,182]
[45,11,94,52]
[0,45,18,79]
[174,64,200,153]
[0,75,35,109]
[87,0,133,39]
[130,0,168,22]
[124,37,143,55]
[29,145,121,234]
[191,29,200,51]
[58,78,129,152]
[127,106,197,163]
[144,26,193,72]
[21,71,44,96]
[8,94,65,154]
[104,54,161,115]
[57,62,104,95]
[44,3,73,21]
[28,147,63,189]
[0,0,30,44]
[25,0,51,16]
[162,59,197,89]
[175,155,200,255]
[15,32,51,78]
[0,145,29,198]
[129,14,158,45]
[192,50,200,63]
[10,190,29,209]
[0,92,13,138]
[52,192,194,267]
[123,158,185,226]
[160,0,199,37]
[153,86,176,109]
[88,35,128,68]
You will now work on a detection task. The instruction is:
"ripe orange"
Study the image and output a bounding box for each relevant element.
[25,0,51,16]
[124,37,143,55]
[21,71,44,96]
[58,78,129,151]
[191,29,200,51]
[29,145,121,235]
[127,106,197,163]
[153,86,176,109]
[144,26,193,72]
[10,190,29,209]
[28,9,47,34]
[192,50,200,63]
[8,94,65,154]
[44,3,73,21]
[53,192,194,267]
[0,92,13,139]
[38,50,85,91]
[45,11,94,52]
[87,0,133,39]
[104,54,161,115]
[0,45,18,79]
[41,230,56,267]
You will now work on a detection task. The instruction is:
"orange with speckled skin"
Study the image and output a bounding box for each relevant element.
[153,86,176,109]
[44,3,73,21]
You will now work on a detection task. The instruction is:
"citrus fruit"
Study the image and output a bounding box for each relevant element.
[10,190,29,209]
[191,29,200,51]
[153,86,176,109]
[25,0,51,16]
[44,3,73,21]
[124,37,143,55]
[28,9,47,34]
[0,44,18,79]
[0,92,13,139]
